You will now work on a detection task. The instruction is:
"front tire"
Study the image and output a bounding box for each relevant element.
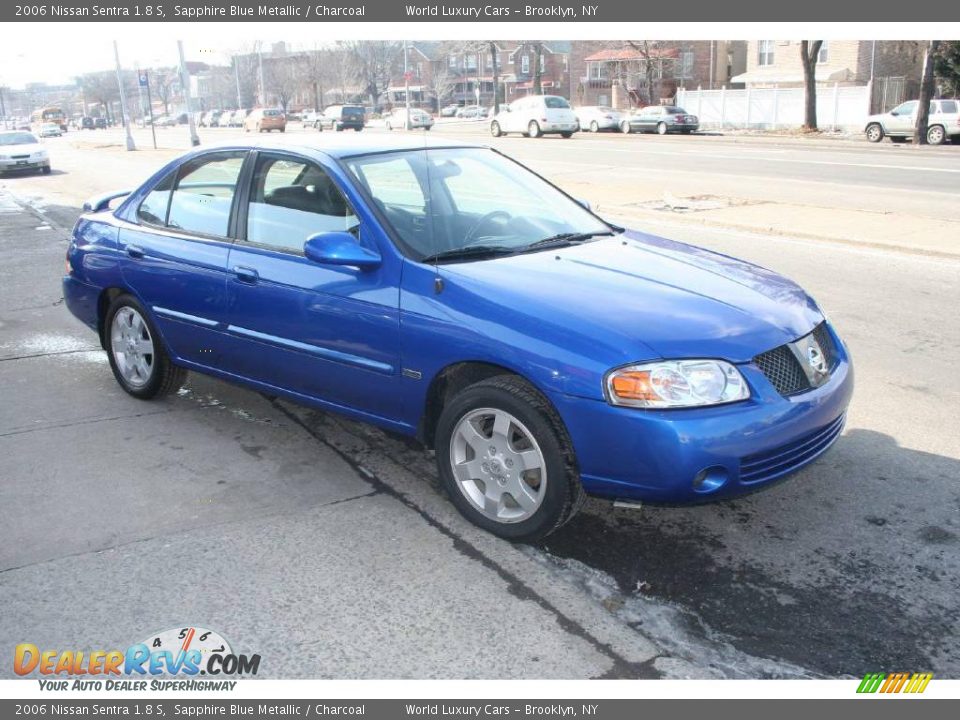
[435,375,584,542]
[528,121,541,138]
[105,295,186,400]
[865,123,884,143]
[620,121,632,134]
[490,121,502,137]
[657,122,668,135]
[589,120,599,133]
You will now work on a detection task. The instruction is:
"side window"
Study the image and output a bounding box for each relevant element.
[166,153,245,237]
[137,171,174,226]
[892,101,917,116]
[939,100,958,114]
[246,155,359,253]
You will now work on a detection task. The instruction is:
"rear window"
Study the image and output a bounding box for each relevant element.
[665,107,686,114]
[263,110,282,117]
[544,97,570,109]
[342,106,364,118]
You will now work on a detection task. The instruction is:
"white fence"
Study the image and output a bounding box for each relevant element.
[676,85,872,131]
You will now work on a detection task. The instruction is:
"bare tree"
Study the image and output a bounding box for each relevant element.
[344,41,399,106]
[488,41,502,113]
[151,71,176,115]
[264,57,301,111]
[78,71,120,120]
[298,45,329,112]
[800,41,824,131]
[914,40,941,145]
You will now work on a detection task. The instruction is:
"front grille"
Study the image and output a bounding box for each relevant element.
[754,344,809,396]
[754,322,837,396]
[11,155,29,160]
[811,322,838,370]
[740,413,845,484]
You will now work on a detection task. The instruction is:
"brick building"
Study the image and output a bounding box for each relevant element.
[569,41,747,109]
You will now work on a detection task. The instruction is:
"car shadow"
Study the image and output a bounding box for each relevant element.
[540,427,960,676]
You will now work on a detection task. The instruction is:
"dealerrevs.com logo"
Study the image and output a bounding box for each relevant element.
[14,627,260,691]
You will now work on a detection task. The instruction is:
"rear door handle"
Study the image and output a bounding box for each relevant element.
[126,245,144,259]
[233,265,259,283]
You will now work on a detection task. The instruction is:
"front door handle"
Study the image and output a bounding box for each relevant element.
[233,265,259,283]
[126,245,144,259]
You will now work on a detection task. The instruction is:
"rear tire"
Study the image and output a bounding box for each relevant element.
[927,125,946,146]
[560,131,573,138]
[41,166,51,175]
[620,121,632,134]
[657,122,668,135]
[590,120,599,133]
[490,121,502,137]
[528,121,541,138]
[435,375,584,543]
[105,295,187,400]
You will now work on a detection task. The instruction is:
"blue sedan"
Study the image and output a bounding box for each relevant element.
[63,136,853,541]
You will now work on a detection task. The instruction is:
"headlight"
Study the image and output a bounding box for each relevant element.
[34,150,48,158]
[605,360,750,409]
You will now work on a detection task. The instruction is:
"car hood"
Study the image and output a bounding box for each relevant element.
[441,231,822,364]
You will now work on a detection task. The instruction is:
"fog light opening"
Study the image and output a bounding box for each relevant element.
[693,466,729,493]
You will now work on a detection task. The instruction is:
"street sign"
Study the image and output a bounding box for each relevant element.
[138,72,148,88]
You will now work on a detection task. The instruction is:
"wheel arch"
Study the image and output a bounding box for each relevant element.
[417,360,562,449]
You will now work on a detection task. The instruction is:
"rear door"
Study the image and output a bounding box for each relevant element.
[118,150,247,366]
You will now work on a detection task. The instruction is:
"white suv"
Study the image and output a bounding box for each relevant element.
[865,99,960,145]
[490,95,579,139]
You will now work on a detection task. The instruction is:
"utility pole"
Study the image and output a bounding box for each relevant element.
[141,70,157,149]
[177,40,200,146]
[234,56,242,109]
[113,40,136,151]
[404,39,411,129]
[258,45,265,106]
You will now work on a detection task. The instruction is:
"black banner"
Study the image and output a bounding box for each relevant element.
[5,0,955,22]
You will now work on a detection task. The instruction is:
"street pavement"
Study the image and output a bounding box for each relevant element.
[0,125,958,678]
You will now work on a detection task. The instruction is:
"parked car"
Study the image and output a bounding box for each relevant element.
[440,104,459,117]
[199,110,223,128]
[94,118,107,130]
[622,105,699,135]
[0,131,51,175]
[384,107,433,130]
[80,117,95,130]
[575,106,623,133]
[224,110,248,128]
[301,110,321,128]
[490,95,578,138]
[38,123,63,138]
[316,105,365,132]
[864,99,960,145]
[455,106,487,120]
[64,136,852,541]
[245,108,286,133]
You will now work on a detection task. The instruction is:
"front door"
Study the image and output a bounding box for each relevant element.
[222,151,402,420]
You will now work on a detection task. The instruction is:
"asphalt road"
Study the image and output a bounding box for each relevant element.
[0,129,958,679]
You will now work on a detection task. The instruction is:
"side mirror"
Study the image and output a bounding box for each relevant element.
[304,231,381,269]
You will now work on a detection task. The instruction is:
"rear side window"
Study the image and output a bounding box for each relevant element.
[938,100,957,114]
[137,172,174,226]
[166,152,245,237]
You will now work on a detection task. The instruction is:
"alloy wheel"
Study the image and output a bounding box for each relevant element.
[449,408,547,524]
[110,306,155,389]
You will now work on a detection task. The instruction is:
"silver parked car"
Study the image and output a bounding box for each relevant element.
[575,106,623,132]
[865,99,960,145]
[621,105,699,135]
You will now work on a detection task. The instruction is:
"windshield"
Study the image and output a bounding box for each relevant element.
[0,132,37,146]
[344,147,611,261]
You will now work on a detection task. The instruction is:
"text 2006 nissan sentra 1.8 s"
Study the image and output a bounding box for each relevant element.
[64,136,853,542]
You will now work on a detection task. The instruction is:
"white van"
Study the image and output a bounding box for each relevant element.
[490,95,579,138]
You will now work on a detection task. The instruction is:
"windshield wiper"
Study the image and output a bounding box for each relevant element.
[420,245,518,264]
[522,230,616,251]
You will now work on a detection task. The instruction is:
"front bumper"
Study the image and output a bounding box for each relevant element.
[0,158,49,172]
[550,331,854,503]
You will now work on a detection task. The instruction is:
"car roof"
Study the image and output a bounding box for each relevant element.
[196,134,484,159]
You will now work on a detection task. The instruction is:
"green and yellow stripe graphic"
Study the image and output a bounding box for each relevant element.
[857,672,933,694]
